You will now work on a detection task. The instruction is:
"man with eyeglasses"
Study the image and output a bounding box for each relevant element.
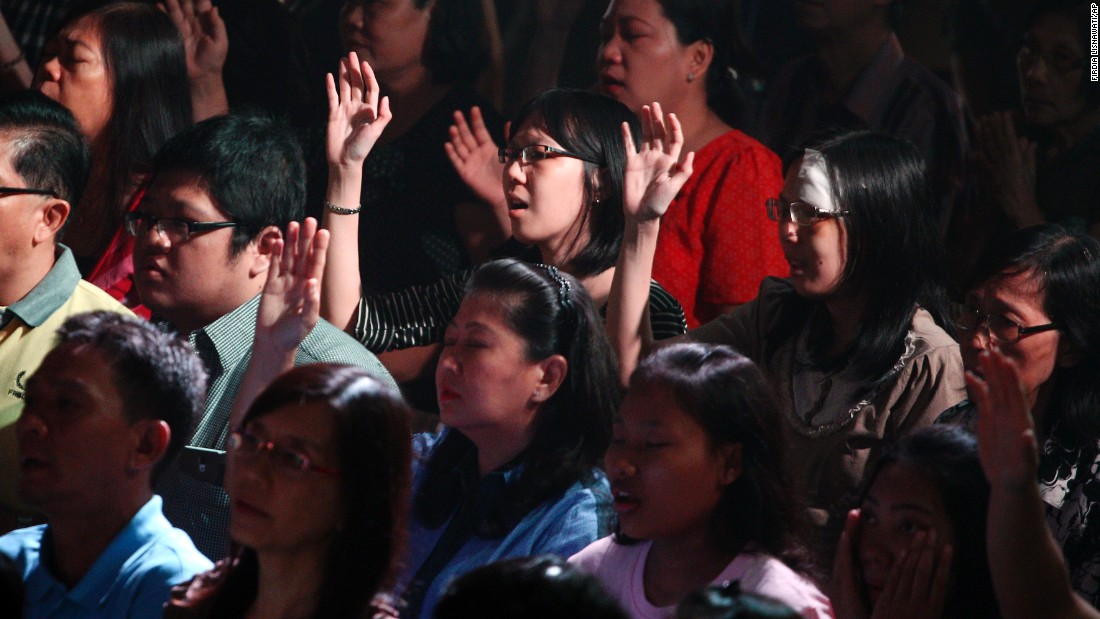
[0,91,133,530]
[128,113,395,560]
[0,311,212,618]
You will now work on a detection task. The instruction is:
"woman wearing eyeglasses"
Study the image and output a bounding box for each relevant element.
[608,128,964,529]
[964,0,1100,279]
[320,53,687,360]
[939,224,1100,606]
[164,363,413,618]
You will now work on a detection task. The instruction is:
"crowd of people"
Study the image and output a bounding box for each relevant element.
[0,0,1098,617]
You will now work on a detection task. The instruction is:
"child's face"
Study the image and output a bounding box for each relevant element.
[857,462,957,606]
[605,382,740,544]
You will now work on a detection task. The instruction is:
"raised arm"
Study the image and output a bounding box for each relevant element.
[968,349,1100,619]
[162,0,229,121]
[320,51,391,331]
[606,103,693,385]
[230,218,329,430]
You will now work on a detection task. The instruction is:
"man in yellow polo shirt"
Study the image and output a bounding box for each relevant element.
[0,92,132,529]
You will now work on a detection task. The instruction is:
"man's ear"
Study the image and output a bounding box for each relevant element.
[129,419,171,474]
[530,354,568,406]
[32,199,70,245]
[248,225,283,278]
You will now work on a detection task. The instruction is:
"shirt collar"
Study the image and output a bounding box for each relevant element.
[188,294,261,373]
[28,496,168,610]
[2,245,81,328]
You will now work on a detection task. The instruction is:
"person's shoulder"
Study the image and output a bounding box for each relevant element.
[298,318,397,386]
[732,553,832,615]
[567,535,620,571]
[70,280,137,314]
[909,307,961,354]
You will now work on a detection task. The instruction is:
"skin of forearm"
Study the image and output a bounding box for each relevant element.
[321,165,365,331]
[987,482,1090,619]
[607,220,659,386]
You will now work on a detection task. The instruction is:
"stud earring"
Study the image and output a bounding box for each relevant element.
[687,72,695,82]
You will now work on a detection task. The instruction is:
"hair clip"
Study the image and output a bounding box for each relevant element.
[537,264,572,309]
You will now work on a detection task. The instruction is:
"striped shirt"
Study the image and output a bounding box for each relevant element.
[353,269,688,352]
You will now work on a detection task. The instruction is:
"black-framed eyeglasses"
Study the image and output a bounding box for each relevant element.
[765,197,849,227]
[228,428,340,477]
[123,211,239,244]
[0,186,57,198]
[951,302,1059,344]
[498,144,603,165]
[1017,44,1084,74]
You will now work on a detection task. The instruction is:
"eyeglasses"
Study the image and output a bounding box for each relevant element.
[951,302,1059,344]
[1017,44,1084,74]
[228,428,340,477]
[498,144,602,165]
[0,186,57,198]
[123,211,239,244]
[765,197,849,227]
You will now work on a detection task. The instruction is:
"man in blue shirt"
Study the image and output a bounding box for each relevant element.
[0,311,213,617]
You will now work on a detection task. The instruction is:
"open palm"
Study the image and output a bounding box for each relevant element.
[326,51,392,168]
[621,102,694,223]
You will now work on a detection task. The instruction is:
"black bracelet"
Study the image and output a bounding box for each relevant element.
[325,201,361,215]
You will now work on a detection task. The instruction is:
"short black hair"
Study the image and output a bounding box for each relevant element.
[435,555,629,619]
[151,112,306,255]
[509,89,641,279]
[55,311,207,484]
[0,90,89,207]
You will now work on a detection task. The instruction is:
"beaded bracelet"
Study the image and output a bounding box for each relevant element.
[325,201,361,215]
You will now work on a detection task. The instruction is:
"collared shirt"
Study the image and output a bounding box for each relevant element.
[156,294,395,560]
[397,431,610,619]
[760,33,968,228]
[0,495,212,618]
[0,246,133,514]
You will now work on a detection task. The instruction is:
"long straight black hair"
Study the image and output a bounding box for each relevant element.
[765,130,950,379]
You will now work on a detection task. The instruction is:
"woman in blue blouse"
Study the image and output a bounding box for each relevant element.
[396,258,618,618]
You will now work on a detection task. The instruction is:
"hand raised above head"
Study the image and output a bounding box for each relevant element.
[444,106,505,207]
[161,0,227,81]
[621,102,694,224]
[966,348,1040,490]
[326,51,392,169]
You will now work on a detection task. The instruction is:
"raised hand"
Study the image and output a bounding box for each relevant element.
[161,0,227,82]
[621,102,694,224]
[830,509,870,619]
[870,531,952,619]
[256,218,330,355]
[444,106,506,206]
[972,112,1041,228]
[967,349,1040,489]
[326,51,392,169]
